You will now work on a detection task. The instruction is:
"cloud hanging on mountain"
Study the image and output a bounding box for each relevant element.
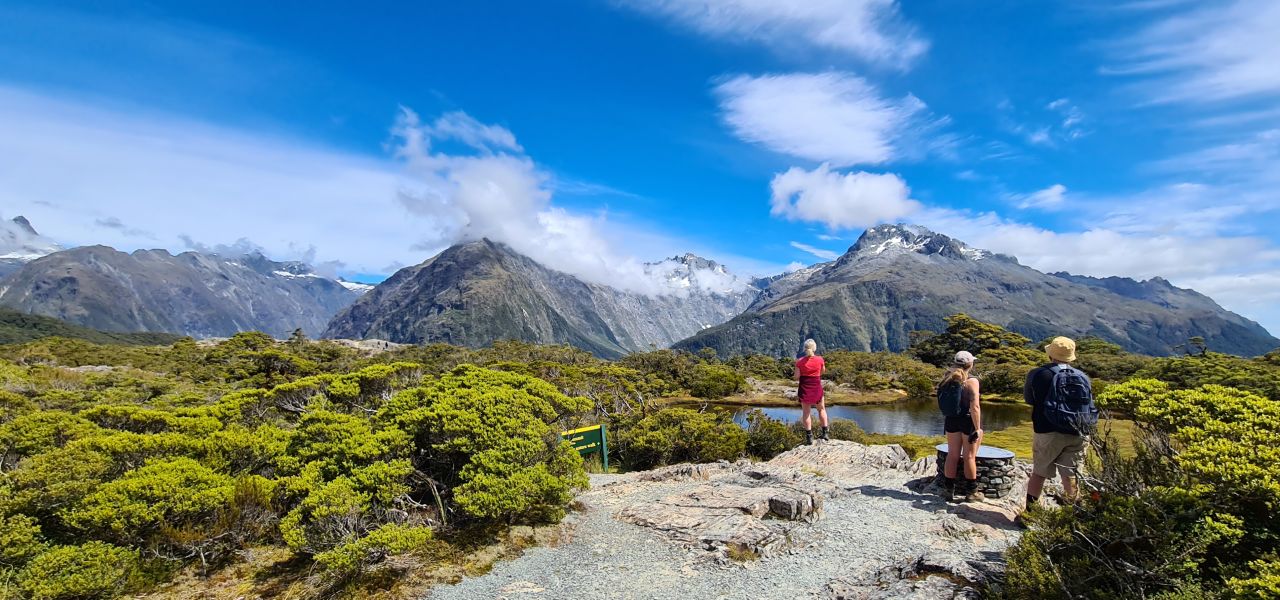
[390,107,750,296]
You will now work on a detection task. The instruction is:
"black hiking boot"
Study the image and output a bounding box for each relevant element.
[964,481,986,503]
[942,477,958,502]
[804,429,814,445]
[820,426,830,441]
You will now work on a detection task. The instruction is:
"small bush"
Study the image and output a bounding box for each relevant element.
[745,410,800,459]
[614,408,746,470]
[64,457,235,546]
[17,542,140,600]
[686,364,746,399]
[0,514,44,568]
[313,523,435,578]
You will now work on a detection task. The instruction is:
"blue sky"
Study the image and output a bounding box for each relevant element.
[1,1,1278,334]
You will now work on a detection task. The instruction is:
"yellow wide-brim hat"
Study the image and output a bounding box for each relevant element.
[1045,336,1077,362]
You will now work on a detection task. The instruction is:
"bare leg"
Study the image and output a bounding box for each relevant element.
[817,402,829,428]
[800,403,812,431]
[963,438,979,480]
[944,432,964,479]
[1027,474,1047,500]
[1058,466,1077,499]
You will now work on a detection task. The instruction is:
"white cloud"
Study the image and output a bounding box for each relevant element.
[1112,0,1280,104]
[0,86,758,295]
[770,164,919,230]
[1013,184,1068,210]
[789,241,840,261]
[714,72,947,166]
[616,0,927,68]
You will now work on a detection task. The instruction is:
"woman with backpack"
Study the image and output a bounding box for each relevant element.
[795,338,828,445]
[939,351,983,502]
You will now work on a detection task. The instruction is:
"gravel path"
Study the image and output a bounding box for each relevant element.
[426,443,1024,600]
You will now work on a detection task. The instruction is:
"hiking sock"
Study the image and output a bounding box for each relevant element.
[820,426,830,441]
[944,477,957,499]
[804,429,814,445]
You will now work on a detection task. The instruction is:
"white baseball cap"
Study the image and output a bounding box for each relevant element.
[953,351,976,366]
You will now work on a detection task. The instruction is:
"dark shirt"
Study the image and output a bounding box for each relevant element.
[1024,364,1060,434]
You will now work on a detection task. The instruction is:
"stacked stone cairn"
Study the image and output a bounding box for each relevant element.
[933,444,1017,499]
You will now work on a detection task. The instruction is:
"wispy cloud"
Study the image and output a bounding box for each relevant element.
[1011,183,1068,210]
[997,98,1087,148]
[713,72,952,166]
[789,241,840,261]
[770,164,919,230]
[1110,0,1280,105]
[615,0,927,69]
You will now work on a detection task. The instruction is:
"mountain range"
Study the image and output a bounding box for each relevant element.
[0,216,1275,357]
[0,241,366,339]
[323,239,757,358]
[673,224,1277,357]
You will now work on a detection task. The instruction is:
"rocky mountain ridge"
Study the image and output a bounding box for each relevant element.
[322,239,758,357]
[0,245,363,338]
[0,216,62,280]
[674,224,1278,357]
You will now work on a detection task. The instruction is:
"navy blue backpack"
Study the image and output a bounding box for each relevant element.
[1045,365,1099,435]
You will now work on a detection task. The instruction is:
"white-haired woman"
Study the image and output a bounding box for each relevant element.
[939,351,983,502]
[795,338,828,444]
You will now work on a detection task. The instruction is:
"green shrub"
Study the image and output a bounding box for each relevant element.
[686,363,746,399]
[823,351,940,399]
[613,407,746,470]
[745,410,800,459]
[313,523,435,578]
[17,542,140,600]
[0,411,101,468]
[381,365,591,524]
[0,514,44,568]
[911,314,1032,367]
[279,409,409,479]
[64,457,235,545]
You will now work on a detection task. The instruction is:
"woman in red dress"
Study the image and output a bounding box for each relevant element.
[795,338,828,444]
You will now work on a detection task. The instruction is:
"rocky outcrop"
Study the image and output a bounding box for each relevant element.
[430,440,1027,599]
[675,224,1278,357]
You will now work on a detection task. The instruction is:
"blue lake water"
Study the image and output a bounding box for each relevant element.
[710,400,1032,436]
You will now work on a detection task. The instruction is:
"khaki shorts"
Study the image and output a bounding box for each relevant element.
[1032,432,1086,479]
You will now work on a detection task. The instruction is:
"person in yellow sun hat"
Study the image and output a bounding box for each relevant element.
[1022,336,1099,513]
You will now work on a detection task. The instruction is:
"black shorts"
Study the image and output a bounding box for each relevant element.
[944,416,976,435]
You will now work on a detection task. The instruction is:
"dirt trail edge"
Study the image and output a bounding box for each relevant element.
[426,440,1026,600]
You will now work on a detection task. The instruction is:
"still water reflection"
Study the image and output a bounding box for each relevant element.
[712,400,1032,436]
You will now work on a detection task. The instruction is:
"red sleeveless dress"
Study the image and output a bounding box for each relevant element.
[795,356,825,405]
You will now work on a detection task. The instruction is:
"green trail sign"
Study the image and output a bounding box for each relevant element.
[560,424,608,471]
